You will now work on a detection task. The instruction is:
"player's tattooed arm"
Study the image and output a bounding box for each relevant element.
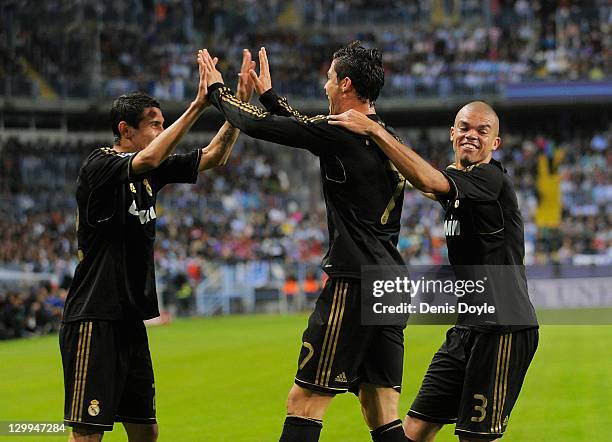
[198,123,238,171]
[198,49,255,171]
[328,109,451,195]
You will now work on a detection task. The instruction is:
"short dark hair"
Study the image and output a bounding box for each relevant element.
[332,41,384,104]
[110,92,161,140]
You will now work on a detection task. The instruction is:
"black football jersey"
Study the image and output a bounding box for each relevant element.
[439,159,538,332]
[62,147,201,322]
[209,84,406,278]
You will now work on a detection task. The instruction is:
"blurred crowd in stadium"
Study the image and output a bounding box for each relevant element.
[0,281,65,339]
[1,0,609,99]
[1,124,610,337]
[0,0,610,339]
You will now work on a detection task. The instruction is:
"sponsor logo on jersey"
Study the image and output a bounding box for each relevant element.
[128,200,156,225]
[444,215,461,236]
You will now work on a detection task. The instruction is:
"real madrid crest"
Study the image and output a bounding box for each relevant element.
[129,183,137,194]
[88,399,100,416]
[454,199,460,208]
[143,179,153,197]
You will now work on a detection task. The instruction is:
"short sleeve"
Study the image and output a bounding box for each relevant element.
[148,149,201,191]
[85,148,134,190]
[442,163,504,201]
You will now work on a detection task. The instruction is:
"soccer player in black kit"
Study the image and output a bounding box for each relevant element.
[59,50,255,442]
[201,43,411,442]
[328,102,539,441]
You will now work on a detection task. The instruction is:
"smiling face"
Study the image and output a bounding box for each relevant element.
[450,102,501,169]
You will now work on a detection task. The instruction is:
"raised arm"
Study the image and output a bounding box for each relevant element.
[131,50,210,175]
[200,49,336,155]
[198,49,256,171]
[328,110,451,195]
[249,46,316,119]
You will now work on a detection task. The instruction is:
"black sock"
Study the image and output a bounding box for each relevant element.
[371,419,412,442]
[279,415,323,442]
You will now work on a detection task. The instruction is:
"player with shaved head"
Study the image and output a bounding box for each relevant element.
[328,102,538,441]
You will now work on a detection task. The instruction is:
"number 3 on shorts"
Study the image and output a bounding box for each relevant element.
[471,394,488,423]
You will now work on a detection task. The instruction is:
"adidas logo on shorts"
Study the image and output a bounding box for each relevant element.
[334,372,347,383]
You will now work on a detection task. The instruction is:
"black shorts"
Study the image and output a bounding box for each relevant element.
[294,277,405,394]
[59,320,156,432]
[408,327,538,440]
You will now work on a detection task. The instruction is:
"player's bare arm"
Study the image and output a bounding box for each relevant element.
[328,109,450,195]
[198,49,256,172]
[130,50,210,175]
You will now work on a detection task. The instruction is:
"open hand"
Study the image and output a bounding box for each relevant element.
[236,49,256,102]
[327,109,378,136]
[200,49,223,87]
[193,50,209,109]
[248,47,273,95]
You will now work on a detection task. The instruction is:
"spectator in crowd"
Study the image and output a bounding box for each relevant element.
[0,282,64,340]
[2,1,609,99]
[282,274,299,312]
[0,124,610,339]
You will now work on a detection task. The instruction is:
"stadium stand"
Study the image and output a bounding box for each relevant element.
[0,0,610,338]
[1,124,610,337]
[2,0,609,99]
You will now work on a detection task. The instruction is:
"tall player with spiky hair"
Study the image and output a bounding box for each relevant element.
[201,43,412,442]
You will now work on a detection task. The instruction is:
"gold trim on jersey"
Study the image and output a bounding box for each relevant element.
[446,162,481,172]
[100,147,120,156]
[385,159,406,181]
[380,159,406,225]
[381,180,406,225]
[143,179,153,197]
[70,322,93,422]
[277,97,326,124]
[218,87,269,118]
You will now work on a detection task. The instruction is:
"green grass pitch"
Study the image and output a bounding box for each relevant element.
[1,313,611,441]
